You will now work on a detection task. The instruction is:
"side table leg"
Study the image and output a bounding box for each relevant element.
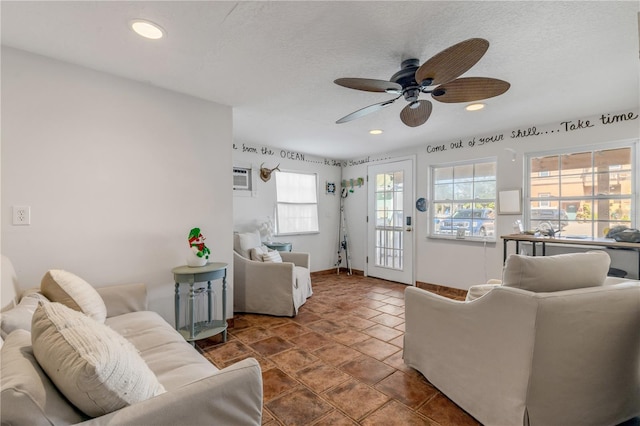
[189,283,195,346]
[222,274,227,342]
[174,283,180,330]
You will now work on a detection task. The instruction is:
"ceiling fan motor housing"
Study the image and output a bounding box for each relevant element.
[390,58,422,102]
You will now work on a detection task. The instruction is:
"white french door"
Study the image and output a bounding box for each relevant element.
[367,159,414,285]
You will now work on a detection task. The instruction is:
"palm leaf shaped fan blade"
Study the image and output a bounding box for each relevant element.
[432,77,510,103]
[400,100,433,127]
[415,38,489,86]
[336,97,399,124]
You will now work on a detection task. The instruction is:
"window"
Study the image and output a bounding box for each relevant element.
[525,143,635,238]
[430,158,497,240]
[275,171,319,235]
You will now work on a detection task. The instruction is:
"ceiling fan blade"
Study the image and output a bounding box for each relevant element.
[431,77,510,103]
[400,100,433,127]
[334,78,402,93]
[336,98,397,124]
[415,38,490,87]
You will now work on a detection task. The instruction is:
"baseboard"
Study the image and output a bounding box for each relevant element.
[312,268,364,276]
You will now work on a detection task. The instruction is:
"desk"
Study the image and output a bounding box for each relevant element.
[501,234,640,275]
[172,262,228,345]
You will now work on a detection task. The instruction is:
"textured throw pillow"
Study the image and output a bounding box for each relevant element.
[249,245,271,261]
[41,269,107,323]
[0,291,49,339]
[502,251,610,292]
[234,231,262,258]
[262,250,283,263]
[31,302,165,417]
[1,329,87,425]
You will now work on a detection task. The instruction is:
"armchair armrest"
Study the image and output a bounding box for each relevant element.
[96,283,147,318]
[280,251,309,269]
[78,358,262,426]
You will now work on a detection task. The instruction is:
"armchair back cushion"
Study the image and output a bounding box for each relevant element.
[233,231,262,259]
[502,250,610,292]
[41,269,107,323]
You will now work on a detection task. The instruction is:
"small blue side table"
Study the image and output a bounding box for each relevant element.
[172,262,227,346]
[264,242,292,252]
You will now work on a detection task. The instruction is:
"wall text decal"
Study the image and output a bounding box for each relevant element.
[233,142,342,167]
[426,110,638,155]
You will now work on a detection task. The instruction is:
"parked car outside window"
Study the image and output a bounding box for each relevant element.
[437,208,495,237]
[530,207,569,232]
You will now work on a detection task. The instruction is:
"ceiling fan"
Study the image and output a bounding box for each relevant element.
[334,38,510,127]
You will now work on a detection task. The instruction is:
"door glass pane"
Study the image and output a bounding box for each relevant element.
[374,170,404,270]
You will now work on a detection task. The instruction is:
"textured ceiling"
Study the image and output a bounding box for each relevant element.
[2,1,639,160]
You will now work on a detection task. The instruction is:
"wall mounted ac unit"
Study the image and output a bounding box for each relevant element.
[233,167,252,191]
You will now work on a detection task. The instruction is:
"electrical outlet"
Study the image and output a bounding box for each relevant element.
[12,205,31,225]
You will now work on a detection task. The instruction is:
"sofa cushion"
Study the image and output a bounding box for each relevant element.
[1,329,87,425]
[31,302,166,417]
[262,250,283,263]
[0,291,49,338]
[106,311,219,390]
[502,251,610,292]
[41,269,107,323]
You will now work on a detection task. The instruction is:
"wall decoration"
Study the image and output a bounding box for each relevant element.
[187,228,210,267]
[259,163,280,182]
[232,142,343,167]
[326,182,336,194]
[498,189,522,214]
[425,110,638,156]
[341,177,364,193]
[416,197,427,212]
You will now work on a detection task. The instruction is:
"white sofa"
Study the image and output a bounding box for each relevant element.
[1,256,263,425]
[233,231,312,317]
[404,251,640,426]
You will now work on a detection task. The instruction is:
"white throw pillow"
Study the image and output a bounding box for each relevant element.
[0,291,49,339]
[1,329,87,425]
[31,302,165,417]
[249,245,271,261]
[41,269,107,323]
[234,231,262,258]
[262,250,283,263]
[502,251,610,292]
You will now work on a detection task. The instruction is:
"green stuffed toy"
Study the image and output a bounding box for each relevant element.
[188,228,211,260]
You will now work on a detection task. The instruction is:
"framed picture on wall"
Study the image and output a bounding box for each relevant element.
[498,189,522,214]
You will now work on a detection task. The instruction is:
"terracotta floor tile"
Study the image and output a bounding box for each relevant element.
[364,323,404,342]
[382,296,405,306]
[233,326,276,343]
[337,315,376,330]
[311,410,358,425]
[388,335,404,348]
[370,312,405,327]
[313,342,361,366]
[323,379,390,421]
[261,368,300,402]
[351,337,401,360]
[351,305,382,319]
[202,340,253,365]
[364,292,391,301]
[394,322,406,332]
[306,319,344,334]
[261,407,275,424]
[417,393,481,426]
[361,299,386,309]
[339,354,395,385]
[375,304,406,315]
[289,331,334,352]
[375,371,439,409]
[218,352,275,371]
[271,322,310,339]
[269,348,319,373]
[266,387,333,426]
[361,400,433,426]
[332,328,371,345]
[291,311,323,324]
[249,336,294,357]
[296,362,351,393]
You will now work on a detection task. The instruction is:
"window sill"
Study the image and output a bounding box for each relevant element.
[428,235,497,244]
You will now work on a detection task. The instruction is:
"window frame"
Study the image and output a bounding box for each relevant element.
[274,170,320,236]
[523,140,638,238]
[429,157,498,242]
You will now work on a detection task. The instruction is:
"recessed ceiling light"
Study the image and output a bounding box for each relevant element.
[465,103,485,111]
[369,129,383,135]
[130,19,165,40]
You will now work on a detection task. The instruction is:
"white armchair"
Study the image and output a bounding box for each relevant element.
[404,252,640,426]
[233,232,312,317]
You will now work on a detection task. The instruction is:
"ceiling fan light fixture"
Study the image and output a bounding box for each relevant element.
[369,129,383,135]
[466,103,485,111]
[130,19,165,39]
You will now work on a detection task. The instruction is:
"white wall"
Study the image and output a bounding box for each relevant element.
[343,109,640,287]
[1,47,233,324]
[232,143,343,271]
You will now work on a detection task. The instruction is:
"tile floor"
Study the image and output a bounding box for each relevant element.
[197,272,478,425]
